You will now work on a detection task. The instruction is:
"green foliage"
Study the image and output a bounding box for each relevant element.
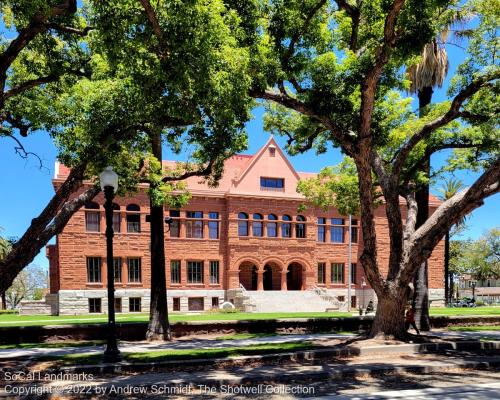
[450,228,500,280]
[297,157,377,215]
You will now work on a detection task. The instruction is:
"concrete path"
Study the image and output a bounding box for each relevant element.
[327,382,500,400]
[1,329,500,361]
[0,332,356,360]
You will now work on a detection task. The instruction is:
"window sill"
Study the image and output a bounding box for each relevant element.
[86,283,103,287]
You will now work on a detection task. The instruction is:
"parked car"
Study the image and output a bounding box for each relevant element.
[452,298,476,307]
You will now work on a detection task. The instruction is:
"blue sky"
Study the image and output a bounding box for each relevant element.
[0,24,498,271]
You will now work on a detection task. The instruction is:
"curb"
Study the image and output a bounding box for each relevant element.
[53,340,500,375]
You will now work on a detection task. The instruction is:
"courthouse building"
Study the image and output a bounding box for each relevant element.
[45,137,445,315]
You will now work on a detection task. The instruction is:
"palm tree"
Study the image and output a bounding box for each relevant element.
[438,178,466,305]
[407,37,450,331]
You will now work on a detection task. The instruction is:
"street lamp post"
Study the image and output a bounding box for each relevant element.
[471,280,476,301]
[100,166,120,361]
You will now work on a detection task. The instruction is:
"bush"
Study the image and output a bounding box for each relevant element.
[0,310,18,315]
[475,300,485,307]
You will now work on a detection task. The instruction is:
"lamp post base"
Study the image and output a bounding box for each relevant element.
[103,344,121,362]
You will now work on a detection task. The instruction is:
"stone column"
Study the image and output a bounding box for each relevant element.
[257,269,264,291]
[281,269,287,291]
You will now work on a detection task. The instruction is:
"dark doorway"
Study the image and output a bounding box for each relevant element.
[287,263,303,290]
[263,265,273,290]
[251,266,258,290]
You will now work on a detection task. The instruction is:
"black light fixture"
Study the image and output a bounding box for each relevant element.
[100,166,120,361]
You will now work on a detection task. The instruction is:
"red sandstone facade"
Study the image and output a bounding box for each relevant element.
[47,137,445,315]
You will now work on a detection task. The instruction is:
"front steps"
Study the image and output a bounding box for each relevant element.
[226,290,345,313]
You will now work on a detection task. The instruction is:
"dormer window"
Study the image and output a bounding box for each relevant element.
[269,146,276,157]
[260,177,284,192]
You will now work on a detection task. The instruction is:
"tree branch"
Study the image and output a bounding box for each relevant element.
[334,1,361,51]
[398,157,500,285]
[392,71,499,179]
[251,89,355,155]
[359,0,405,138]
[138,0,168,58]
[4,74,60,99]
[46,23,94,36]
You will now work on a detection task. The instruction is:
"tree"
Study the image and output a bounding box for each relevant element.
[85,0,253,341]
[0,0,97,296]
[438,177,466,304]
[5,264,47,309]
[250,0,499,338]
[453,228,500,281]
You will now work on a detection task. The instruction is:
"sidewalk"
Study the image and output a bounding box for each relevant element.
[0,332,355,360]
[1,330,499,360]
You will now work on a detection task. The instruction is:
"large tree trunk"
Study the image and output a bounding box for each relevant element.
[370,286,409,339]
[412,86,433,331]
[146,132,170,341]
[1,292,5,310]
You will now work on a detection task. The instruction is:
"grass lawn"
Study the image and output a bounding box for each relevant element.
[39,341,316,366]
[429,307,500,316]
[447,325,500,332]
[0,311,353,327]
[1,307,499,327]
[0,340,105,350]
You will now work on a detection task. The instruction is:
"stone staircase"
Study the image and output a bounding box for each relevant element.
[239,290,347,313]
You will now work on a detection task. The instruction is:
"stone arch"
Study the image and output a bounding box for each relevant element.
[286,261,306,291]
[238,261,259,291]
[286,257,312,272]
[232,256,261,271]
[261,258,284,290]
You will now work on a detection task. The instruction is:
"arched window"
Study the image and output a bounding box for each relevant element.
[282,215,292,238]
[85,202,100,232]
[238,212,249,236]
[296,215,306,238]
[267,214,278,237]
[112,203,121,233]
[252,213,263,237]
[126,204,141,233]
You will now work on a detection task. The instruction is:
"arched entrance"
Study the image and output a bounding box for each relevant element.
[263,263,282,290]
[287,262,303,291]
[239,262,258,290]
[263,265,273,290]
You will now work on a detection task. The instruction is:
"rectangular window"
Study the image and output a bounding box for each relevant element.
[170,260,181,284]
[186,211,203,238]
[173,297,180,311]
[113,257,122,282]
[282,222,292,238]
[260,177,285,191]
[126,214,141,233]
[318,263,326,284]
[331,263,344,284]
[351,296,357,309]
[129,297,141,312]
[169,210,180,238]
[317,217,326,242]
[88,298,101,313]
[188,297,204,311]
[86,257,101,283]
[212,297,219,308]
[267,221,277,237]
[85,212,100,232]
[351,218,358,243]
[187,261,204,284]
[208,212,219,239]
[114,298,122,313]
[338,296,345,302]
[210,261,219,284]
[112,213,121,233]
[127,258,142,283]
[331,218,345,243]
[350,263,357,284]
